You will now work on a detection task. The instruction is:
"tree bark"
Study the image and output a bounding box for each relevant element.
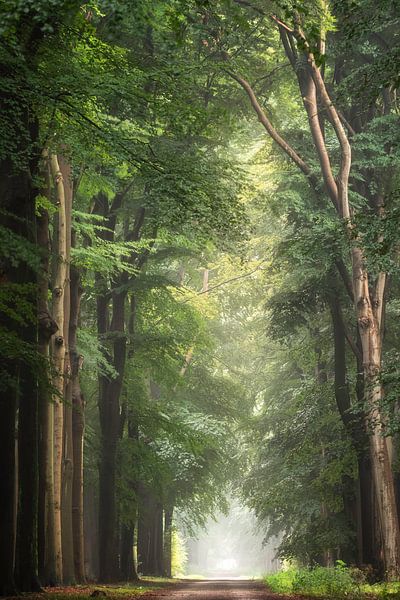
[59,156,75,584]
[13,126,42,594]
[163,506,174,577]
[137,491,152,575]
[120,524,137,581]
[50,154,68,584]
[37,153,58,585]
[70,256,85,582]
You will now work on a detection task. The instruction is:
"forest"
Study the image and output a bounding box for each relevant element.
[1,0,400,598]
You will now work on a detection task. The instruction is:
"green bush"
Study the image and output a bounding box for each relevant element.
[265,562,361,598]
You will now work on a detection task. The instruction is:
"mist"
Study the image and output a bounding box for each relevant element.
[182,502,281,578]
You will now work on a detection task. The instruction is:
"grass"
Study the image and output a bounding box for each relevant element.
[265,564,400,599]
[5,579,172,600]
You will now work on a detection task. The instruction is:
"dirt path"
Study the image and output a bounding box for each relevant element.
[142,579,302,600]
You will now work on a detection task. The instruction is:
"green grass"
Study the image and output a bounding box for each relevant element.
[6,582,162,600]
[362,581,400,599]
[265,565,400,599]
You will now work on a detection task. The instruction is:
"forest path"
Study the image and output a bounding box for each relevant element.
[142,579,304,600]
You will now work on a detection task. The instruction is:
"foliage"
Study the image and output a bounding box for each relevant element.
[171,529,188,577]
[265,563,362,599]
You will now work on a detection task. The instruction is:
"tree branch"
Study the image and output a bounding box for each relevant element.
[335,258,354,302]
[227,71,318,186]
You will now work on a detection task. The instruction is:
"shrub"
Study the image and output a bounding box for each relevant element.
[265,562,362,599]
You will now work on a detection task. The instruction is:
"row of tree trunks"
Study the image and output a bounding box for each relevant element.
[0,15,82,590]
[95,194,147,582]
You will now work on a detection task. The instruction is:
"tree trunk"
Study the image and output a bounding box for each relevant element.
[120,524,138,581]
[95,197,146,582]
[37,153,58,585]
[50,154,68,584]
[0,161,39,593]
[13,129,42,594]
[163,507,174,578]
[83,481,99,581]
[154,504,164,576]
[15,337,41,592]
[351,250,400,577]
[70,256,85,582]
[137,490,153,575]
[59,156,75,584]
[0,367,17,595]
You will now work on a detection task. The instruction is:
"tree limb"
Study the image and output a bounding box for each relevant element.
[227,71,318,185]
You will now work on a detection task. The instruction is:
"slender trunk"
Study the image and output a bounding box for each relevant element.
[37,154,58,584]
[70,257,85,582]
[83,481,99,581]
[154,504,164,576]
[137,489,153,575]
[98,291,125,581]
[60,156,75,584]
[0,368,17,595]
[163,507,173,577]
[50,154,68,583]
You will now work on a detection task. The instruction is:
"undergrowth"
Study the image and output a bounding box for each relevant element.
[265,562,400,599]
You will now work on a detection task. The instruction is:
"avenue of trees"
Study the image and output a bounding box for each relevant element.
[1,0,400,594]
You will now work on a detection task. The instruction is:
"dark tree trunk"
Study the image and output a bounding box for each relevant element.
[9,117,42,592]
[154,504,164,576]
[15,345,41,592]
[83,481,99,581]
[137,490,154,575]
[70,261,85,583]
[0,78,41,592]
[163,506,174,578]
[120,524,138,581]
[137,492,164,577]
[0,367,17,596]
[328,283,382,570]
[37,160,58,584]
[98,292,127,581]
